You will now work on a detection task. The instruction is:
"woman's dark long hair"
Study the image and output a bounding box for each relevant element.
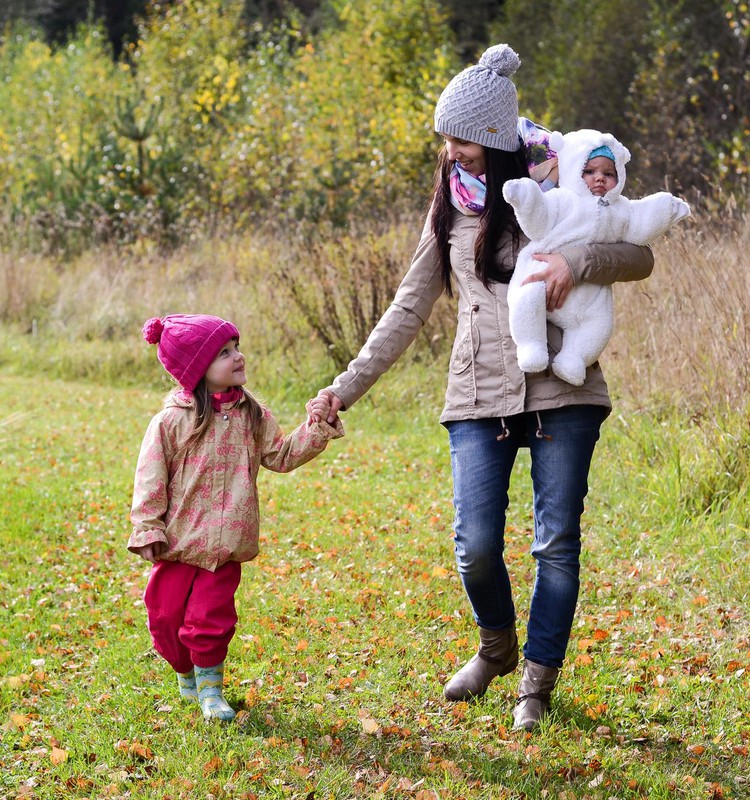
[430,142,530,295]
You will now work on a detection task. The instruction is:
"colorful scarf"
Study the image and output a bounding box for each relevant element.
[210,387,243,412]
[449,162,486,215]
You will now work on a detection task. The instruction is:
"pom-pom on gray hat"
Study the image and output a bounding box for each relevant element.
[434,44,521,151]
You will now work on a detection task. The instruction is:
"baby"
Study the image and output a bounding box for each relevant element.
[503,128,690,386]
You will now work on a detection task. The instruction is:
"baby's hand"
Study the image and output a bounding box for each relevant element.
[502,176,538,206]
[306,394,331,424]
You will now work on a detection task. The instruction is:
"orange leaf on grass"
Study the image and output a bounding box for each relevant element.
[585,703,607,720]
[693,595,709,606]
[50,747,69,765]
[203,757,223,774]
[115,740,153,760]
[128,742,153,761]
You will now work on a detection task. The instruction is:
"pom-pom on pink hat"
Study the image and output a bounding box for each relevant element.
[142,314,240,392]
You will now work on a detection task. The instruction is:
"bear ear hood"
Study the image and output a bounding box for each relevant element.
[549,128,630,201]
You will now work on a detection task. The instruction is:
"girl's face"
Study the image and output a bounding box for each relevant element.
[204,338,246,393]
[582,156,617,196]
[441,135,486,177]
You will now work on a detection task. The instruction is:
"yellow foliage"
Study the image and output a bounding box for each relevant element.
[0,0,458,244]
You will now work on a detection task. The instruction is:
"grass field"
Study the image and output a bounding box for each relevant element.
[1,368,748,800]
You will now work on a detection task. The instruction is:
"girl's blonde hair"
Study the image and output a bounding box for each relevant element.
[173,381,264,453]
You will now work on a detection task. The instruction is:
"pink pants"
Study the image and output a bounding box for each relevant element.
[143,560,242,672]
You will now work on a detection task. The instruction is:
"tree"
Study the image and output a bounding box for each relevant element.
[440,0,506,60]
[495,0,651,136]
[495,0,749,200]
[1,0,151,57]
[626,0,749,198]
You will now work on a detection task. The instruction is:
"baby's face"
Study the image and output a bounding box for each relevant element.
[582,156,617,196]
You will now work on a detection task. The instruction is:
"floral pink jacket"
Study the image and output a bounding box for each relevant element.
[128,392,344,571]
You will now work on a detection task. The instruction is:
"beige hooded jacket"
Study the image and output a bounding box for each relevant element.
[330,208,653,422]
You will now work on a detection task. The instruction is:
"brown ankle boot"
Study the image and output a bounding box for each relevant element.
[443,626,518,701]
[512,659,559,731]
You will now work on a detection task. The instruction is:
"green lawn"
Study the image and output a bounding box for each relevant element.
[1,373,747,799]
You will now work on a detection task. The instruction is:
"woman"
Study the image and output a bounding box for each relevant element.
[317,44,653,731]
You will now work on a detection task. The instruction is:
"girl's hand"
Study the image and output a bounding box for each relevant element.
[310,389,343,425]
[522,252,574,311]
[133,542,167,563]
[306,394,330,424]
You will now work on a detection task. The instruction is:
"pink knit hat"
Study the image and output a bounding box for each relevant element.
[142,314,240,392]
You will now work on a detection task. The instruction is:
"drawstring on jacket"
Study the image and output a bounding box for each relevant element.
[535,411,552,440]
[496,413,553,442]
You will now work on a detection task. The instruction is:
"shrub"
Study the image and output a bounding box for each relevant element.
[0,24,130,249]
[276,0,457,224]
[0,0,458,250]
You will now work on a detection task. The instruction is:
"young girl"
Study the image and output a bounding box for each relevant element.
[128,313,343,722]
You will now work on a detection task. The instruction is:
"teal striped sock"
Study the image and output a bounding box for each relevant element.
[176,668,198,701]
[194,663,235,722]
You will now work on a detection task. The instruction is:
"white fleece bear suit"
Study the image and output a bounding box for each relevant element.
[503,128,690,386]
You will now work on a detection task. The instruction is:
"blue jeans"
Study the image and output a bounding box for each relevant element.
[446,405,607,668]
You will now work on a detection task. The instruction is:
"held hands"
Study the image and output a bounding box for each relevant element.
[521,252,574,311]
[306,389,344,425]
[132,541,167,563]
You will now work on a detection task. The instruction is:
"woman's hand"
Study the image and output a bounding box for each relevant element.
[521,252,574,311]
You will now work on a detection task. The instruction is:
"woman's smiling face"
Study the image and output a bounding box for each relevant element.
[441,135,486,177]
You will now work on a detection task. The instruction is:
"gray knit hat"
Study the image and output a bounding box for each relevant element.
[434,44,521,151]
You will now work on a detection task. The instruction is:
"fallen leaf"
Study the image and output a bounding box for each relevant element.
[693,595,709,606]
[50,746,69,765]
[66,777,94,791]
[360,717,380,734]
[203,756,223,774]
[128,741,153,760]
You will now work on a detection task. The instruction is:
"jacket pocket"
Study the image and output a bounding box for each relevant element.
[450,320,480,374]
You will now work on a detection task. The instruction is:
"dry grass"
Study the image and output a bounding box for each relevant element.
[606,209,750,414]
[0,208,747,417]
